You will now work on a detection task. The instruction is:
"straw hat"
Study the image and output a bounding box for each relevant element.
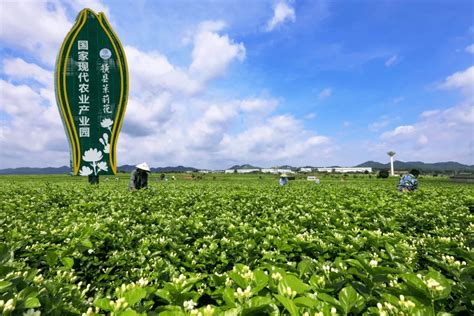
[280,173,288,177]
[136,162,151,172]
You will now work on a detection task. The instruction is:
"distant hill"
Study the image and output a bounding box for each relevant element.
[273,165,298,171]
[151,166,198,173]
[0,166,70,175]
[228,164,261,170]
[115,165,198,173]
[116,165,136,173]
[356,161,474,172]
[355,161,387,169]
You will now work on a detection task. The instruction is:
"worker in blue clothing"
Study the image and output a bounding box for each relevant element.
[397,173,418,192]
[279,173,288,186]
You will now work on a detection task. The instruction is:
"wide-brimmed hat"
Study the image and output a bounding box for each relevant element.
[280,173,288,177]
[136,162,151,172]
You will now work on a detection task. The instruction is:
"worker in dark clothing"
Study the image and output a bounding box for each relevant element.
[129,163,151,191]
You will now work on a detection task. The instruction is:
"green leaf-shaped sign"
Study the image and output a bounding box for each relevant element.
[55,8,128,176]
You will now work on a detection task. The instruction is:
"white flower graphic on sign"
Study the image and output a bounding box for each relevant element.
[83,148,103,162]
[79,166,93,176]
[97,161,108,172]
[99,133,110,154]
[82,148,103,175]
[100,118,113,131]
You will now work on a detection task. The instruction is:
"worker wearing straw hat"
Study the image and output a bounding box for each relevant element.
[129,162,151,191]
[279,173,288,186]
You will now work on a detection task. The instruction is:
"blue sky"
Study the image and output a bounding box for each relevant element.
[0,0,473,169]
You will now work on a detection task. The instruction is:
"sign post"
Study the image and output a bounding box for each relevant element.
[55,8,128,182]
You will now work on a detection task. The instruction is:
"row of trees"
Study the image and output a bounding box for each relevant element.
[377,169,420,178]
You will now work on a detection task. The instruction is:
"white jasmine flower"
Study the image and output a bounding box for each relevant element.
[203,305,215,316]
[183,300,197,311]
[426,278,444,291]
[271,272,283,281]
[23,309,41,316]
[4,299,15,312]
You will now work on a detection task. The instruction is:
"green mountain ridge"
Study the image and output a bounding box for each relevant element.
[356,161,474,172]
[228,164,261,170]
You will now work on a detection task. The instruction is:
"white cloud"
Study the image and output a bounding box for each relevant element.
[417,134,428,145]
[125,45,201,96]
[67,0,111,17]
[385,55,398,67]
[368,114,401,132]
[2,58,53,88]
[0,80,44,118]
[189,21,246,81]
[440,66,474,97]
[121,93,174,138]
[218,114,331,166]
[0,1,72,65]
[266,1,296,32]
[240,98,278,113]
[318,88,332,100]
[188,103,238,149]
[465,44,474,54]
[124,20,246,97]
[420,110,440,118]
[0,79,68,167]
[381,125,415,139]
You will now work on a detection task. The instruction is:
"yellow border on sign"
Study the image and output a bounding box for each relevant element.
[98,13,129,173]
[56,10,87,174]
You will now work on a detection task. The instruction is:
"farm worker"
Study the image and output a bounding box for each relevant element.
[397,173,418,192]
[129,162,151,191]
[314,177,320,185]
[279,174,288,186]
